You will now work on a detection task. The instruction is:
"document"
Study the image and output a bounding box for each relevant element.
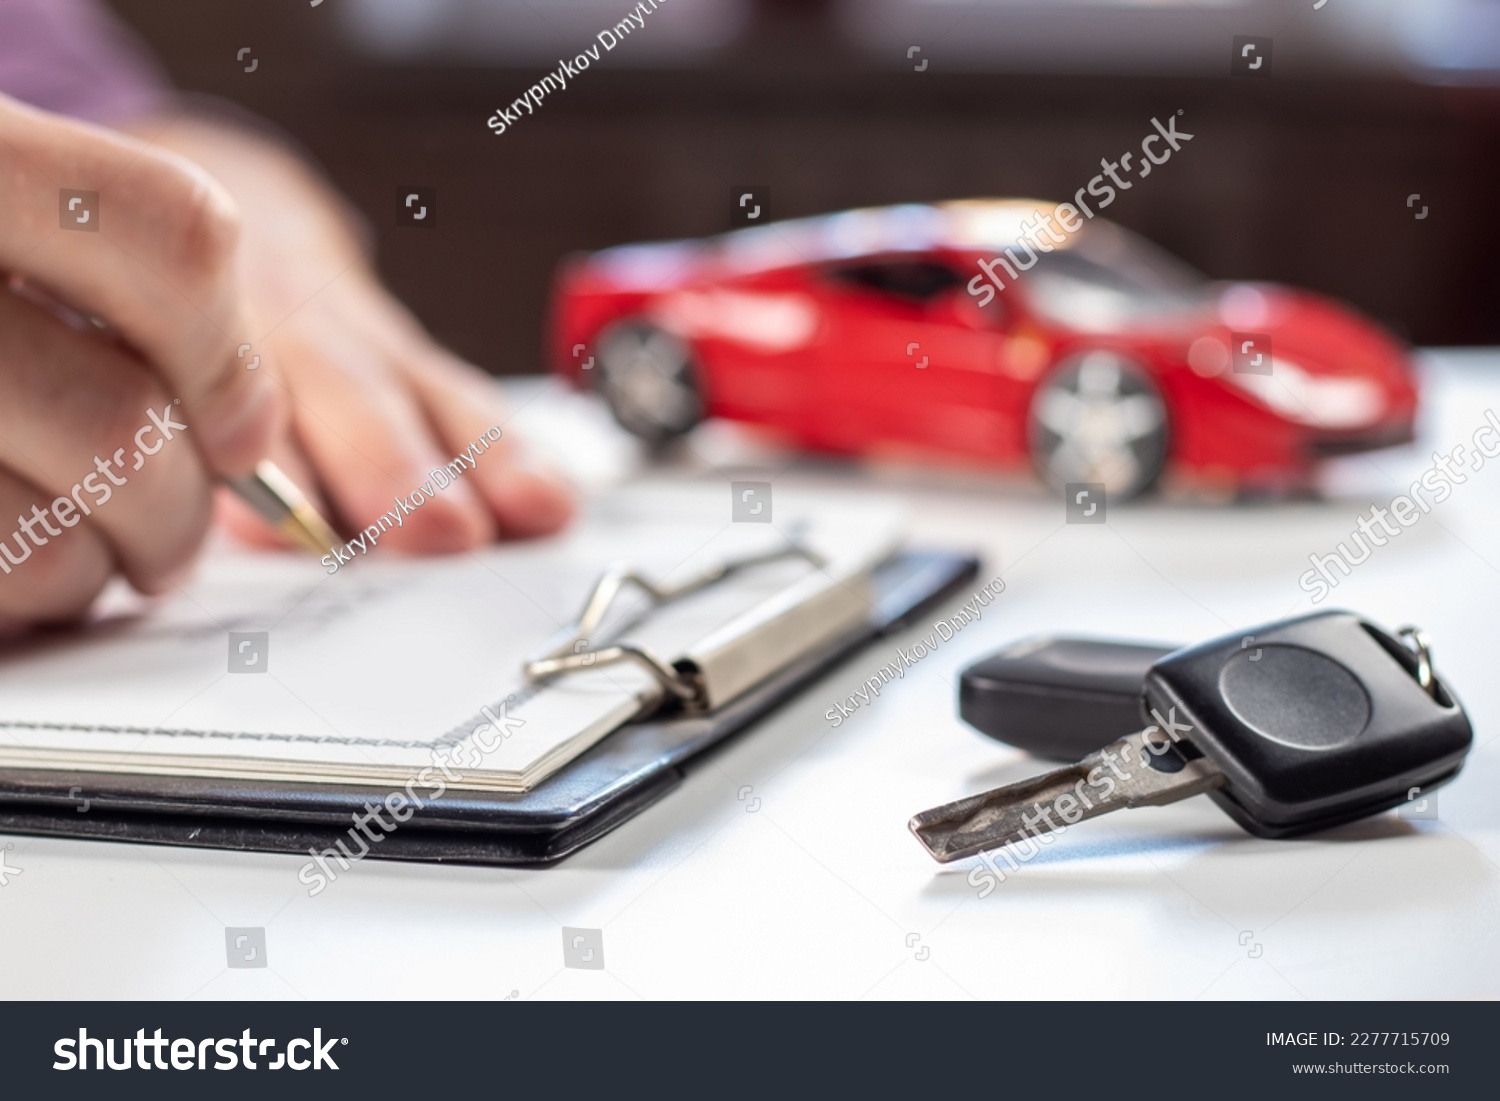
[0,487,902,792]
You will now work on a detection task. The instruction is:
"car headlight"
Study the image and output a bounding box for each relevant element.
[1225,358,1386,429]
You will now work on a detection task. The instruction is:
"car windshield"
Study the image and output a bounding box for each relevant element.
[1021,221,1209,331]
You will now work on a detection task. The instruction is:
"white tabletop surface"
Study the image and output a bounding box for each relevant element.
[3,351,1498,1001]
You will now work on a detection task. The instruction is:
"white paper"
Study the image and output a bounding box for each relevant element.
[0,488,904,792]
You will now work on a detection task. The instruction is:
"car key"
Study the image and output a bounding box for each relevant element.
[910,610,1473,863]
[959,636,1176,761]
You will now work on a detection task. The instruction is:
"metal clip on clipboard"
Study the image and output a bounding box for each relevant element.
[523,536,881,714]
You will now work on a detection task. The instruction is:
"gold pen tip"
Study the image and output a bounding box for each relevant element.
[231,460,341,558]
[281,506,341,556]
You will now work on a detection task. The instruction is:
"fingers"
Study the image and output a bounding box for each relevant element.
[0,289,216,597]
[265,315,501,554]
[259,306,574,554]
[395,348,575,539]
[0,94,281,475]
[0,466,113,623]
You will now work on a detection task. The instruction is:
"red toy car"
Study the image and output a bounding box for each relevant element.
[549,200,1417,498]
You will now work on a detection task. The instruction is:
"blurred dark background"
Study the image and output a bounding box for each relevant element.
[106,0,1500,374]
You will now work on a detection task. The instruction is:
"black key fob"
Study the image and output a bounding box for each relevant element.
[959,637,1176,761]
[1145,611,1473,837]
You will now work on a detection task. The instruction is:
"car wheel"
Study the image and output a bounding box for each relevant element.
[594,320,705,445]
[1028,350,1169,499]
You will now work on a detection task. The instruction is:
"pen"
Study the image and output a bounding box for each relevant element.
[225,460,342,556]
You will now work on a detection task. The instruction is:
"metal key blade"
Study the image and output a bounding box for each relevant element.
[909,729,1226,864]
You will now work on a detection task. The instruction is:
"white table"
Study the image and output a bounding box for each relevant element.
[3,351,1497,1000]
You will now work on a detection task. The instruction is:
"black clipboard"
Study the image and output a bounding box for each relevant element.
[0,549,978,866]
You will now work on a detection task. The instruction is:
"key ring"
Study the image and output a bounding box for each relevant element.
[1396,626,1437,698]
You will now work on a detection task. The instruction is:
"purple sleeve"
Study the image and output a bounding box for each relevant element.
[0,0,172,124]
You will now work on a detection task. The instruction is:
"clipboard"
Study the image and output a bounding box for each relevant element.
[0,548,978,866]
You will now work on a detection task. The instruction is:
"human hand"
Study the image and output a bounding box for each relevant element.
[0,98,574,628]
[0,94,282,623]
[125,115,575,555]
